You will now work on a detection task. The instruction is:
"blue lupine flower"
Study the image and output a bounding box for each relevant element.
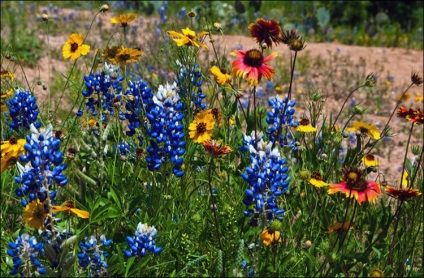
[7,234,46,276]
[241,131,290,223]
[179,7,186,20]
[40,229,74,268]
[266,95,298,147]
[123,79,151,136]
[78,235,112,277]
[81,69,124,123]
[265,81,274,94]
[124,222,163,258]
[6,89,41,131]
[350,97,356,107]
[144,82,186,177]
[175,61,207,110]
[14,124,67,206]
[256,87,265,98]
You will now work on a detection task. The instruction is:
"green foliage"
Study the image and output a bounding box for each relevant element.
[1,1,423,278]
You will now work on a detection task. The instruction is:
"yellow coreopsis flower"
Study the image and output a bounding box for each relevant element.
[62,33,90,61]
[167,27,209,50]
[210,66,231,85]
[261,228,282,246]
[23,199,49,230]
[1,70,15,80]
[296,118,317,133]
[51,200,90,219]
[109,46,144,66]
[309,172,329,188]
[1,137,26,172]
[189,110,215,143]
[110,13,137,27]
[346,121,380,140]
[362,154,379,167]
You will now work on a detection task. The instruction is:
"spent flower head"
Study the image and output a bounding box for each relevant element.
[249,18,282,49]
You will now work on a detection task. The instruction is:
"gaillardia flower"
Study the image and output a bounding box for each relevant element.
[249,18,282,49]
[203,140,232,157]
[309,172,329,187]
[110,13,137,27]
[167,27,209,50]
[1,137,26,172]
[210,66,231,85]
[231,49,276,85]
[109,46,144,66]
[51,200,90,218]
[62,33,90,61]
[328,167,381,205]
[189,110,215,143]
[23,199,49,229]
[385,186,421,201]
[296,118,317,133]
[397,107,424,125]
[362,154,379,167]
[261,228,282,246]
[346,121,381,140]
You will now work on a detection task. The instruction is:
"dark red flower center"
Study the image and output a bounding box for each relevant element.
[119,54,131,61]
[300,118,310,126]
[365,154,375,161]
[9,137,17,144]
[359,127,369,134]
[70,42,79,53]
[243,49,264,68]
[311,172,323,181]
[196,122,207,134]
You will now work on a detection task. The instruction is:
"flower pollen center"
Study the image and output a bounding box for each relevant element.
[365,154,375,161]
[359,127,369,134]
[311,172,323,181]
[300,118,310,125]
[9,137,18,144]
[196,122,207,134]
[70,42,79,53]
[243,49,264,68]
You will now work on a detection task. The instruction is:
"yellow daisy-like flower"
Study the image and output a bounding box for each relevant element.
[189,110,215,143]
[23,199,49,230]
[167,27,209,50]
[1,89,14,112]
[102,45,122,62]
[1,137,26,172]
[414,92,423,103]
[261,228,282,246]
[362,154,379,167]
[309,172,329,187]
[296,118,317,133]
[109,46,144,66]
[62,33,90,61]
[325,221,354,234]
[110,13,137,27]
[210,66,231,85]
[1,70,15,80]
[51,200,90,219]
[346,121,381,140]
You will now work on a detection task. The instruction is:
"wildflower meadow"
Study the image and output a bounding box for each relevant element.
[1,1,423,277]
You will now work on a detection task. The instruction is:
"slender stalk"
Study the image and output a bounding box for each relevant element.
[333,84,365,127]
[207,157,223,252]
[400,122,414,188]
[365,82,414,155]
[253,86,258,146]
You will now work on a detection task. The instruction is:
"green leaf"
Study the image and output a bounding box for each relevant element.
[371,246,381,259]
